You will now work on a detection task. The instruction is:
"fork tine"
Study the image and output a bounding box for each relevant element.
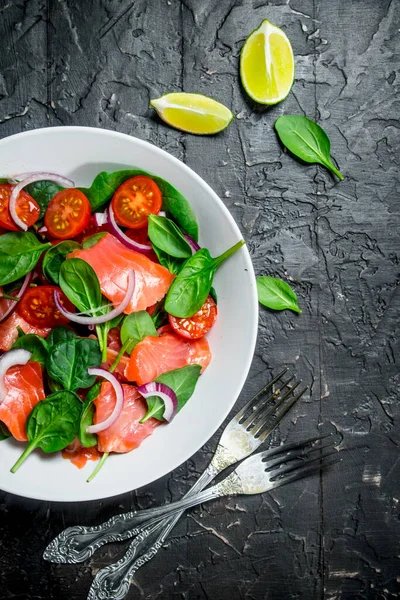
[257,435,329,461]
[262,436,335,470]
[257,388,308,441]
[268,447,338,479]
[233,368,288,423]
[241,375,297,429]
[249,382,302,437]
[267,455,341,491]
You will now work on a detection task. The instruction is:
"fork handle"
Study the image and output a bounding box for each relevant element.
[87,485,227,600]
[43,465,218,564]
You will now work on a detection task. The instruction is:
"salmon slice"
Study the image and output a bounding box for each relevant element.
[62,438,102,469]
[0,362,45,441]
[94,382,161,453]
[0,297,50,351]
[126,332,211,385]
[70,233,174,313]
[102,348,129,382]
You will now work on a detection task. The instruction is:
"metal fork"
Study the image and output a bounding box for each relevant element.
[44,369,306,565]
[88,435,339,600]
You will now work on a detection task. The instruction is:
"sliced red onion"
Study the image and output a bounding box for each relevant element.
[137,381,178,422]
[37,225,48,234]
[108,206,153,255]
[86,368,124,433]
[158,211,167,217]
[9,172,74,231]
[0,349,32,404]
[94,211,108,226]
[184,233,201,253]
[54,270,135,325]
[0,271,32,323]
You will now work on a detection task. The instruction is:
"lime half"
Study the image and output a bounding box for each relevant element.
[240,19,294,105]
[150,92,234,135]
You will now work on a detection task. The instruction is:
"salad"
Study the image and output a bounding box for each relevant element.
[0,169,243,481]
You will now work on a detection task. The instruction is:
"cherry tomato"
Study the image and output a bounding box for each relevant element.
[168,295,217,340]
[0,184,40,231]
[146,303,157,317]
[112,176,162,229]
[17,286,76,328]
[125,227,159,263]
[44,189,91,240]
[73,215,110,244]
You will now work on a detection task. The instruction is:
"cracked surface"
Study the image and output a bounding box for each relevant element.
[0,0,399,598]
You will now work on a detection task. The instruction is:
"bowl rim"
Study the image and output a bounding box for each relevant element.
[0,125,259,502]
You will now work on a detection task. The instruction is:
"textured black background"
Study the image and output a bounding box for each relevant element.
[0,1,399,599]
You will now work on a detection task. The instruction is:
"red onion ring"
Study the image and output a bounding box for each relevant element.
[53,270,135,324]
[107,206,153,255]
[93,212,108,226]
[137,381,178,422]
[0,271,32,323]
[9,172,74,231]
[0,349,32,404]
[37,225,48,234]
[86,368,124,433]
[184,234,201,253]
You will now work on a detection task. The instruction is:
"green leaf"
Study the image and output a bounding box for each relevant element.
[209,286,218,304]
[256,276,302,314]
[79,169,199,240]
[46,337,102,390]
[47,326,78,347]
[152,244,184,275]
[26,181,64,218]
[82,232,107,249]
[120,311,157,354]
[10,390,82,473]
[148,215,192,258]
[42,241,81,285]
[12,334,49,365]
[274,115,344,180]
[141,365,202,422]
[79,381,102,448]
[0,422,11,441]
[0,232,51,285]
[59,258,103,314]
[165,240,245,318]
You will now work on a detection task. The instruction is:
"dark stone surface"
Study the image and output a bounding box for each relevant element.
[0,0,399,598]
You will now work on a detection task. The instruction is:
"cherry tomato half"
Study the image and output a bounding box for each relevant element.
[44,189,91,240]
[112,176,162,229]
[0,184,40,231]
[17,286,76,328]
[168,295,217,340]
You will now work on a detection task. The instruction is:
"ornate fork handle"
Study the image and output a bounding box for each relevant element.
[88,474,241,600]
[44,463,220,564]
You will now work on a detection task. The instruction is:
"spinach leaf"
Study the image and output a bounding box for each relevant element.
[46,337,102,390]
[120,311,157,354]
[141,365,202,422]
[256,276,301,314]
[48,378,63,393]
[152,245,184,275]
[10,390,82,473]
[12,334,49,365]
[79,381,102,448]
[82,232,107,249]
[47,326,78,347]
[0,422,10,441]
[274,115,344,180]
[79,169,198,240]
[209,286,218,304]
[165,240,245,318]
[148,215,192,258]
[59,258,103,314]
[42,241,81,285]
[25,181,64,218]
[151,303,169,329]
[0,232,51,285]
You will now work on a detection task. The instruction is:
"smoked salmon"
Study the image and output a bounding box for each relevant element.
[0,362,45,441]
[62,438,102,469]
[94,382,161,453]
[70,233,174,313]
[126,332,211,385]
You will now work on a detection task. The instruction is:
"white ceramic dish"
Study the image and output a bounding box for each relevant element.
[0,126,258,502]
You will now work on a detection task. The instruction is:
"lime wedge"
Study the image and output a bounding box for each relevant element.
[150,93,234,135]
[240,19,294,105]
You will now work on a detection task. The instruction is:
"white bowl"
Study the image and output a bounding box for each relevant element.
[0,126,258,502]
